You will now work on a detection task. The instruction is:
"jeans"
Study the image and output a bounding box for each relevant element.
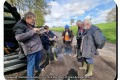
[65,41,71,55]
[84,58,93,64]
[26,50,41,80]
[65,48,71,55]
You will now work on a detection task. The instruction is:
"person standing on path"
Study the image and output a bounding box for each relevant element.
[13,12,43,80]
[73,20,84,58]
[62,24,74,56]
[79,19,105,77]
[43,25,58,64]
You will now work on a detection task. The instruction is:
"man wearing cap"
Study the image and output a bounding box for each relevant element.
[62,24,74,56]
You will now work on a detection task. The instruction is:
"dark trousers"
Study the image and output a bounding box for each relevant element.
[77,39,82,57]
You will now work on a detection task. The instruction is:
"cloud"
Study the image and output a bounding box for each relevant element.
[63,1,98,11]
[85,12,93,19]
[95,8,99,11]
[85,15,92,19]
[74,16,78,19]
[45,1,71,26]
[73,10,85,16]
[102,0,113,4]
[46,0,101,21]
[92,8,112,24]
[45,20,70,27]
[97,9,111,15]
[51,2,60,6]
[44,0,115,27]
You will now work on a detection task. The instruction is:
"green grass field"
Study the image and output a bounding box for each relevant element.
[50,22,116,43]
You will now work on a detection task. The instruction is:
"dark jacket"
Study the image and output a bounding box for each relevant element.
[45,30,56,45]
[44,30,56,38]
[13,18,43,55]
[41,33,49,50]
[81,25,100,58]
[77,27,84,49]
[62,29,74,44]
[41,30,56,50]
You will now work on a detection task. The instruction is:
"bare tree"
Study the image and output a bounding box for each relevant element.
[106,7,116,22]
[5,0,52,26]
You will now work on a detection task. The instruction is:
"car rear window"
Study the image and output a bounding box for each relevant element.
[4,12,13,18]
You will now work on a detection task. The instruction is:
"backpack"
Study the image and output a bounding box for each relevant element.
[91,28,106,49]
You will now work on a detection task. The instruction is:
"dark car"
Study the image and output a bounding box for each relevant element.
[4,1,27,73]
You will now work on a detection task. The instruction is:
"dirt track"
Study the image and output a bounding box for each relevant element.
[4,31,116,80]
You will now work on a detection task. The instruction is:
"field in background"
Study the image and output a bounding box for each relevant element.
[50,22,116,43]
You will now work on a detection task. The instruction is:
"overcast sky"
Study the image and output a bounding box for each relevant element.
[44,0,116,27]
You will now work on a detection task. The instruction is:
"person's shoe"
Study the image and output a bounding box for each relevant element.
[84,64,93,77]
[64,53,67,55]
[77,56,82,59]
[41,68,45,72]
[35,69,38,73]
[35,67,45,72]
[35,67,42,72]
[69,54,71,56]
[79,61,87,70]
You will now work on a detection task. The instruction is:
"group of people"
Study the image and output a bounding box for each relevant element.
[13,11,105,80]
[61,19,103,77]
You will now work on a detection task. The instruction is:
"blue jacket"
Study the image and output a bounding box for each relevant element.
[41,33,49,50]
[41,30,56,50]
[44,30,56,38]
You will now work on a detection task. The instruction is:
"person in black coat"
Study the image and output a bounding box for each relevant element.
[41,25,57,64]
[73,20,84,58]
